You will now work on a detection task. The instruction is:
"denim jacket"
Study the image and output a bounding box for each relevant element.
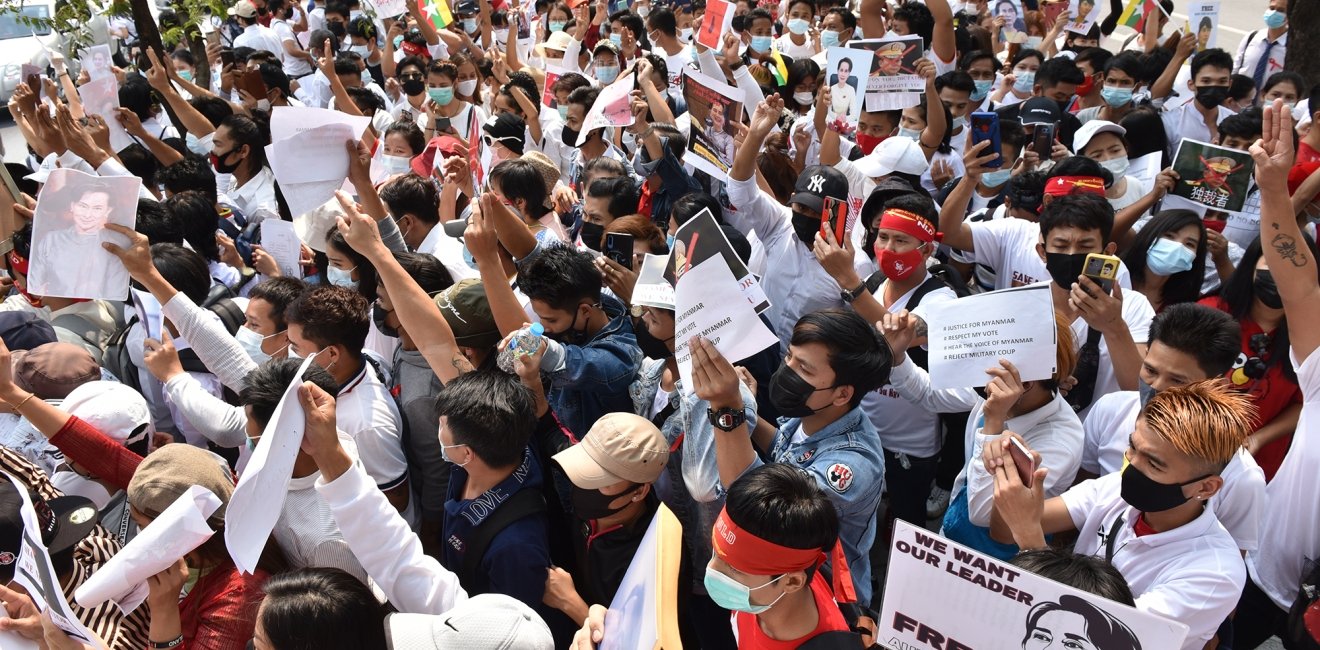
[634,136,702,230]
[758,407,885,605]
[544,295,642,437]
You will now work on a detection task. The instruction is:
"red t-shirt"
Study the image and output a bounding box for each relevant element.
[734,573,850,650]
[1199,296,1303,479]
[1299,142,1320,166]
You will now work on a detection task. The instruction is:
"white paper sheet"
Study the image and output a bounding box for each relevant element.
[268,122,354,185]
[673,258,779,392]
[576,74,635,146]
[77,75,135,153]
[599,509,663,650]
[923,281,1057,390]
[269,106,372,142]
[73,485,223,612]
[224,356,316,575]
[259,219,304,278]
[293,195,346,253]
[632,253,675,310]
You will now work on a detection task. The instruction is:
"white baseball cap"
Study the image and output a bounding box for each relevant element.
[1072,120,1126,154]
[854,136,929,179]
[386,594,554,650]
[62,381,151,446]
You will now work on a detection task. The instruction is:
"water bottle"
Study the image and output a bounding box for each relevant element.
[496,323,545,373]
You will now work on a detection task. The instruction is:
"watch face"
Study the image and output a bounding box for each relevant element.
[717,413,734,428]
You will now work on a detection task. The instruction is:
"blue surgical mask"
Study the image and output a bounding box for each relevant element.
[462,17,478,33]
[429,87,455,106]
[609,33,623,47]
[971,78,993,102]
[236,326,280,365]
[750,35,773,53]
[820,29,840,48]
[703,566,787,614]
[549,20,566,33]
[393,35,405,49]
[596,64,620,84]
[666,234,675,249]
[382,153,412,175]
[1145,237,1196,276]
[897,126,922,141]
[982,168,1012,188]
[1263,9,1286,29]
[787,18,809,35]
[558,105,570,120]
[1013,71,1035,94]
[246,436,258,451]
[1024,36,1044,50]
[1100,84,1134,108]
[1099,156,1130,178]
[178,70,194,82]
[326,265,358,288]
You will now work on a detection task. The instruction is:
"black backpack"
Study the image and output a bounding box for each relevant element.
[102,284,246,392]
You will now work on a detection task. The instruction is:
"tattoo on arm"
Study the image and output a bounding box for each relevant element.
[914,317,928,340]
[451,354,474,374]
[1272,233,1309,268]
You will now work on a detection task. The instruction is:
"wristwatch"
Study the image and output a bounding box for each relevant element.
[708,407,747,432]
[840,280,868,303]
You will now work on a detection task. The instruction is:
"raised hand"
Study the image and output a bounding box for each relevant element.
[1251,98,1296,194]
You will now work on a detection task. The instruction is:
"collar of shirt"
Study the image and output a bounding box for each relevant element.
[1004,390,1071,436]
[446,447,538,526]
[777,406,868,449]
[1109,499,1223,554]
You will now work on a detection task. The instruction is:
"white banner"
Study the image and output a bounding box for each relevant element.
[922,282,1057,390]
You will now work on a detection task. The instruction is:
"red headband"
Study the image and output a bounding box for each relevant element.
[712,507,857,604]
[401,41,429,58]
[878,208,941,243]
[7,250,28,276]
[1044,175,1106,197]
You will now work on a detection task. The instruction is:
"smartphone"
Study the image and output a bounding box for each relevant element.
[969,112,1002,168]
[206,29,221,48]
[237,69,268,104]
[220,48,236,68]
[433,116,451,132]
[1007,437,1035,489]
[820,196,848,245]
[604,232,634,270]
[1031,122,1057,159]
[1082,253,1121,294]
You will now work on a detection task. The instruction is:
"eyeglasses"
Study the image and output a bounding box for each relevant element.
[483,134,519,148]
[399,73,424,81]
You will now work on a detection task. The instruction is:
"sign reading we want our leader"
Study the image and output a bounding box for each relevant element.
[877,521,1188,650]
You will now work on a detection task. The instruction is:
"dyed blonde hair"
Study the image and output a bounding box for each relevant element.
[1139,380,1256,469]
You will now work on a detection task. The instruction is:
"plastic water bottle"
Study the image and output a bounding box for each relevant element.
[496,323,545,373]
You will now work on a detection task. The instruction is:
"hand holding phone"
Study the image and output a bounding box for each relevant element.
[969,112,1003,168]
[1031,122,1057,159]
[604,232,634,270]
[1082,253,1120,295]
[1007,437,1035,489]
[820,196,848,245]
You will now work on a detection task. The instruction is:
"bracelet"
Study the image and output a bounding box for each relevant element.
[150,636,184,649]
[7,392,33,411]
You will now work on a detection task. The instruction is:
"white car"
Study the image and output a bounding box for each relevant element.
[0,0,112,106]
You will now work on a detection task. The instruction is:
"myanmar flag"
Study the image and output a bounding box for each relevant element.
[424,0,454,29]
[769,49,789,86]
[1118,0,1154,31]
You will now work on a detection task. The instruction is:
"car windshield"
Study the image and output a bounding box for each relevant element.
[0,5,52,41]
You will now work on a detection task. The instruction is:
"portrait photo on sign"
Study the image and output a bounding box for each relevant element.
[825,47,869,125]
[682,69,744,178]
[79,43,112,81]
[853,36,925,93]
[995,0,1027,42]
[1066,0,1102,34]
[1188,1,1220,52]
[27,168,140,301]
[1169,140,1254,213]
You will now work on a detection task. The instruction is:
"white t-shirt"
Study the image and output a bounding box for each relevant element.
[967,218,1135,291]
[271,19,313,78]
[774,33,816,60]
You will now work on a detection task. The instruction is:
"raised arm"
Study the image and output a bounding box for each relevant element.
[939,139,999,252]
[1149,32,1195,102]
[468,196,534,337]
[858,0,887,39]
[144,49,218,138]
[927,0,956,66]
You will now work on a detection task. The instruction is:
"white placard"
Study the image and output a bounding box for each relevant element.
[1065,0,1103,35]
[74,485,223,612]
[879,520,1189,650]
[77,75,135,153]
[1188,1,1221,52]
[673,257,778,392]
[576,73,635,146]
[269,106,372,141]
[27,168,140,301]
[923,282,1057,390]
[632,253,675,310]
[259,219,304,278]
[225,356,315,575]
[79,43,112,81]
[268,122,354,185]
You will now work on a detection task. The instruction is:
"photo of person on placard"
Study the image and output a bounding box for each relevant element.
[27,169,139,301]
[1021,595,1142,650]
[829,57,859,121]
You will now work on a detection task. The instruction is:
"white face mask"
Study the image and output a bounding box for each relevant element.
[679,27,692,42]
[382,153,412,174]
[349,44,371,58]
[1099,156,1130,178]
[457,79,478,97]
[326,265,358,288]
[793,91,815,105]
[236,326,283,364]
[257,98,272,112]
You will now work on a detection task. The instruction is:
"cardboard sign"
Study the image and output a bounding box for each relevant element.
[695,0,733,51]
[879,521,1190,650]
[922,282,1057,390]
[576,73,635,146]
[1188,1,1220,52]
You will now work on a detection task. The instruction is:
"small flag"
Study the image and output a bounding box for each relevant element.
[769,49,789,86]
[1117,0,1146,29]
[424,0,454,29]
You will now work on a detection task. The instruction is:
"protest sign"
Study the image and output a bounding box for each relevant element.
[542,64,568,108]
[293,196,345,252]
[1169,139,1254,213]
[79,43,112,81]
[673,257,778,390]
[226,356,316,575]
[879,520,1190,650]
[1188,1,1220,52]
[27,169,139,301]
[258,219,305,278]
[576,70,635,146]
[666,208,769,314]
[922,282,1057,390]
[1041,0,1068,29]
[825,47,870,127]
[1065,0,1102,34]
[682,69,744,178]
[268,123,354,185]
[2,471,100,645]
[696,0,734,51]
[600,505,683,650]
[632,253,676,310]
[860,36,924,93]
[375,0,408,18]
[1127,151,1163,188]
[75,485,223,612]
[77,75,135,153]
[996,0,1027,43]
[270,105,373,141]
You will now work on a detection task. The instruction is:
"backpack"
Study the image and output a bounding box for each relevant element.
[457,488,548,594]
[102,285,246,393]
[1287,559,1320,650]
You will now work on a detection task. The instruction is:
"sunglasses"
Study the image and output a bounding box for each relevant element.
[483,134,519,148]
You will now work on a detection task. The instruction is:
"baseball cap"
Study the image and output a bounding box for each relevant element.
[127,444,235,524]
[853,136,928,179]
[24,153,58,184]
[553,413,669,489]
[386,594,553,650]
[455,0,479,15]
[227,0,258,18]
[62,381,152,446]
[0,312,58,351]
[789,165,850,213]
[593,40,621,57]
[0,480,98,583]
[1019,97,1061,126]
[434,279,502,350]
[411,135,465,178]
[1072,120,1126,153]
[483,113,526,155]
[12,342,101,400]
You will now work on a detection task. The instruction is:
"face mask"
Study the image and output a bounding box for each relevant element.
[1137,376,1156,407]
[596,64,620,84]
[1044,251,1088,288]
[896,126,922,141]
[462,18,478,33]
[1194,85,1230,110]
[493,28,509,45]
[393,35,405,49]
[429,86,455,106]
[793,91,815,105]
[236,326,280,364]
[982,168,1012,188]
[579,221,605,251]
[571,483,638,520]
[562,125,580,146]
[666,234,675,249]
[1024,36,1043,50]
[1263,9,1286,29]
[457,79,478,97]
[257,98,273,112]
[549,20,566,32]
[820,29,840,48]
[1145,237,1195,276]
[790,212,820,247]
[178,70,194,82]
[212,148,242,174]
[185,132,209,156]
[951,115,968,132]
[769,363,833,418]
[382,153,412,175]
[246,436,259,452]
[1013,71,1035,94]
[878,245,925,282]
[609,33,623,47]
[1100,85,1134,108]
[1120,462,1210,513]
[750,35,773,53]
[679,27,693,42]
[787,18,809,35]
[971,78,993,102]
[326,265,358,288]
[855,131,885,155]
[440,441,470,467]
[1255,270,1283,309]
[349,44,371,58]
[1099,156,1130,178]
[402,78,426,96]
[704,566,787,614]
[546,307,590,345]
[558,105,570,120]
[327,21,347,37]
[372,303,400,338]
[634,320,674,359]
[1076,75,1097,97]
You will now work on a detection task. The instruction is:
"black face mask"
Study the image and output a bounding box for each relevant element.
[257,5,268,15]
[212,149,242,175]
[546,306,590,345]
[790,211,820,247]
[1044,251,1088,288]
[282,7,294,19]
[372,303,400,338]
[1194,85,1230,110]
[579,221,605,251]
[327,21,347,37]
[401,78,426,97]
[571,483,639,520]
[1137,377,1156,407]
[1120,463,1210,513]
[769,364,834,418]
[633,318,673,359]
[1255,269,1283,309]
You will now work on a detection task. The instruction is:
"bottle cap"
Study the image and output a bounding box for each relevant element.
[529,323,544,336]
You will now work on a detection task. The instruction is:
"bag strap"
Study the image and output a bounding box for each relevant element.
[459,488,547,592]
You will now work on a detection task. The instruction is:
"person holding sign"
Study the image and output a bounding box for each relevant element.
[990,382,1254,650]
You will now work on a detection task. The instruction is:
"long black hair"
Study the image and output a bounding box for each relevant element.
[324,225,380,303]
[1220,234,1320,383]
[1120,210,1207,307]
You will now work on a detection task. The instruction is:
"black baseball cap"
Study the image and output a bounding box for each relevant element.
[1020,97,1061,126]
[790,165,850,213]
[0,480,98,583]
[0,312,58,351]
